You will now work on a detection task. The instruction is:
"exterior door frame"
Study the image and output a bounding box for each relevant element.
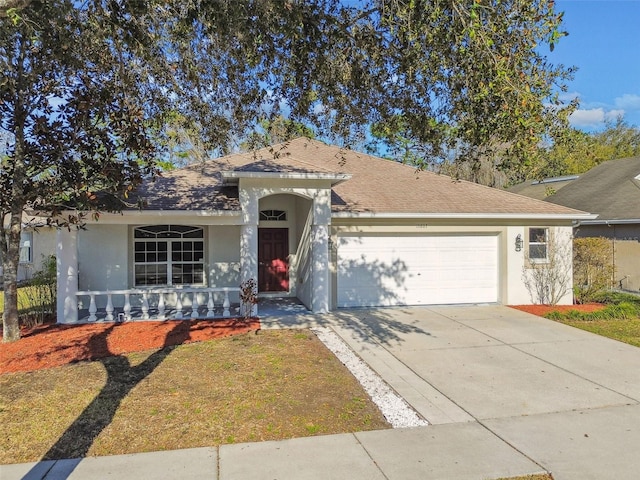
[258,227,290,293]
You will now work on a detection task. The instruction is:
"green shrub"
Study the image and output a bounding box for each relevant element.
[545,311,563,321]
[593,291,640,306]
[544,301,640,322]
[573,237,614,304]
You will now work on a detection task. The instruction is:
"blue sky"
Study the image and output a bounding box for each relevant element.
[549,0,640,130]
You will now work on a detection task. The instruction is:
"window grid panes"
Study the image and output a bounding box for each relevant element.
[259,209,287,221]
[133,225,204,286]
[529,228,548,261]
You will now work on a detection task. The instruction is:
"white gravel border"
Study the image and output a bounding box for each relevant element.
[311,327,428,429]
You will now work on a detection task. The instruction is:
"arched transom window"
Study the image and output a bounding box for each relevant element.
[259,209,287,221]
[134,225,204,286]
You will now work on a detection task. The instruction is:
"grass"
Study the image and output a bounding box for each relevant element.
[556,317,640,347]
[545,292,640,347]
[0,329,390,464]
[0,285,42,313]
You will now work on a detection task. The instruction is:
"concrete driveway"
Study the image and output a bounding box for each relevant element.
[321,305,640,480]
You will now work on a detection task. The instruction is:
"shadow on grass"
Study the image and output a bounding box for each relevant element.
[22,321,190,479]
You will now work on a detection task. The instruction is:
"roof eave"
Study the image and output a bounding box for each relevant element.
[61,209,243,218]
[577,218,640,225]
[331,212,598,220]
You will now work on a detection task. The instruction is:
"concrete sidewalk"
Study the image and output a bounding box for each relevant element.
[3,305,640,479]
[2,424,546,480]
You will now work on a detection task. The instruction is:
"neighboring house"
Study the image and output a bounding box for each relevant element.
[55,138,592,323]
[543,157,640,292]
[0,217,56,283]
[507,175,579,201]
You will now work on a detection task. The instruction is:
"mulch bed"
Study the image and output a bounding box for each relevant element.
[0,318,260,375]
[510,303,605,317]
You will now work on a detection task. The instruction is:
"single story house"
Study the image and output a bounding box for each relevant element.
[55,138,593,323]
[544,156,640,292]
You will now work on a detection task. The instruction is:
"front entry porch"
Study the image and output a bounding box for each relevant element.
[55,173,337,324]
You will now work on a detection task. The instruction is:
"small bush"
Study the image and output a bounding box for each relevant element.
[573,237,614,303]
[545,311,563,321]
[593,291,640,306]
[544,301,640,322]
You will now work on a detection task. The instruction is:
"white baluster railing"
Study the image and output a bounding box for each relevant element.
[75,287,242,323]
[88,294,97,322]
[191,291,200,319]
[175,292,184,319]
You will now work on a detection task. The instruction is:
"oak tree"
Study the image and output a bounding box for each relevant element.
[2,0,575,341]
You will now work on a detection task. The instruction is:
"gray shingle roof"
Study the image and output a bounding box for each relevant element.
[545,157,640,221]
[507,176,579,201]
[134,138,587,217]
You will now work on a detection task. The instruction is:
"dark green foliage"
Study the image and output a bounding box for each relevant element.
[593,291,640,307]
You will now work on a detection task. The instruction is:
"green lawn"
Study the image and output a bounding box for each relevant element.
[546,292,640,348]
[557,317,640,347]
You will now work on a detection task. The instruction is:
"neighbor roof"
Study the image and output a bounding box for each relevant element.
[507,175,579,201]
[545,156,640,221]
[135,138,588,218]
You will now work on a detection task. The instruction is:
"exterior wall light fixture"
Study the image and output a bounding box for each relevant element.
[515,234,523,252]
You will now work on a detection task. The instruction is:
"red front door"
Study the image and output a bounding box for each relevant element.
[258,228,290,292]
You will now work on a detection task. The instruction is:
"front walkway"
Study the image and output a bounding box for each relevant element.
[4,305,640,479]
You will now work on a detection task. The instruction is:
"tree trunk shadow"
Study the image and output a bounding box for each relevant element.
[23,321,191,479]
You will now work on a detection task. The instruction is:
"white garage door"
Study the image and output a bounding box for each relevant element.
[337,234,498,307]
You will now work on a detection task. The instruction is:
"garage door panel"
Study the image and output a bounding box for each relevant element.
[337,235,498,307]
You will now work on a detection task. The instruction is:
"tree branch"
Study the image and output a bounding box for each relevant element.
[0,0,31,17]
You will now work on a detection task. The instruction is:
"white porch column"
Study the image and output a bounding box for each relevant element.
[311,223,329,313]
[56,228,78,324]
[240,223,258,316]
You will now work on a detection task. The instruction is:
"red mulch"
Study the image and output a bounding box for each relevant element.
[0,319,260,375]
[510,303,605,317]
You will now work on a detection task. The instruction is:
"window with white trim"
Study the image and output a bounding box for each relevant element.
[19,231,33,263]
[0,232,33,265]
[134,225,204,286]
[528,227,549,262]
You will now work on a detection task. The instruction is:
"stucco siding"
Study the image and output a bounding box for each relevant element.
[208,225,241,291]
[32,227,56,267]
[615,240,640,292]
[78,224,128,307]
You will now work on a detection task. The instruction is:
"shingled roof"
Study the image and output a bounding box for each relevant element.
[134,138,588,217]
[545,156,640,221]
[507,175,579,201]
